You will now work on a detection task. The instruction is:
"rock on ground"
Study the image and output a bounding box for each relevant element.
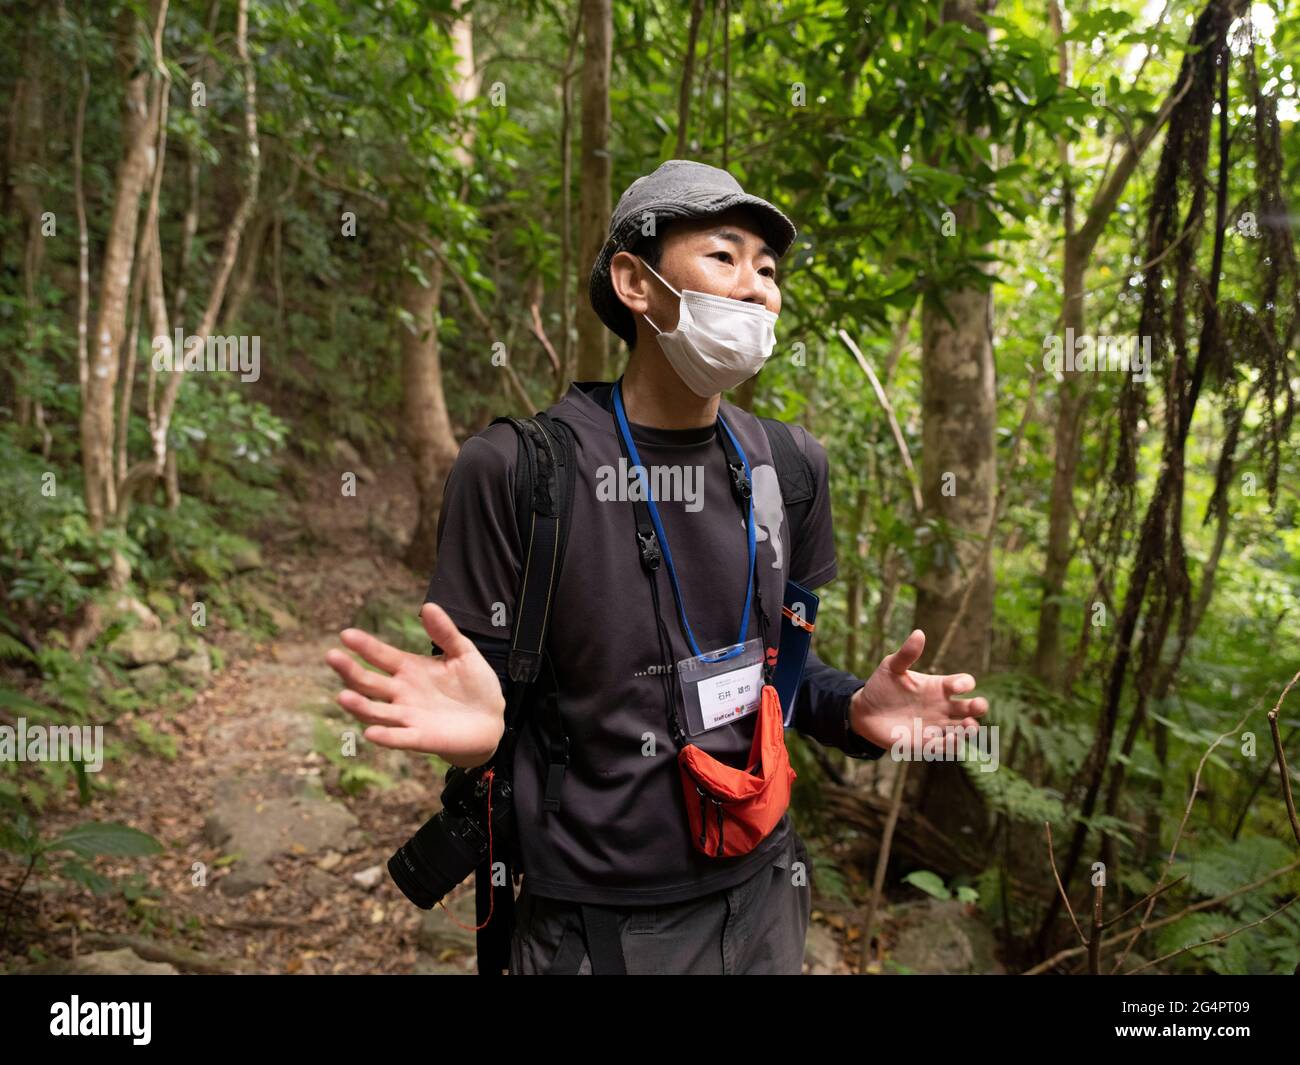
[886,899,1004,974]
[417,888,478,968]
[127,663,170,695]
[203,786,363,897]
[19,948,177,976]
[803,922,844,975]
[173,644,213,687]
[109,629,180,666]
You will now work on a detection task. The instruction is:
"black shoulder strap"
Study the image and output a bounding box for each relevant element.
[488,412,577,687]
[487,411,576,816]
[757,416,817,552]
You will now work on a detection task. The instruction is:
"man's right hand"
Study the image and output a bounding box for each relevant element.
[324,602,506,769]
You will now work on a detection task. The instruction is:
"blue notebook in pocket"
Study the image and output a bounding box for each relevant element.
[773,579,819,727]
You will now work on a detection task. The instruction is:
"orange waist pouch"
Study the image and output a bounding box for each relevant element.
[677,683,796,858]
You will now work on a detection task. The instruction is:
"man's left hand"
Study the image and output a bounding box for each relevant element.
[849,629,989,750]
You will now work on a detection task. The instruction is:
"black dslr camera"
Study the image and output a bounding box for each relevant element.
[387,758,516,910]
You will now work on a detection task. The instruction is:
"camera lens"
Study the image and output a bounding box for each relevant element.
[387,763,517,910]
[388,809,484,910]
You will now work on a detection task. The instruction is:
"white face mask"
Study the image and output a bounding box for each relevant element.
[638,258,779,399]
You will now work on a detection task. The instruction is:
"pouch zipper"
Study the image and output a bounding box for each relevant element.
[692,779,734,857]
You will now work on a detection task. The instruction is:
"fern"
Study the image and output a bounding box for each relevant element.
[969,763,1065,824]
[0,633,36,663]
[339,763,395,796]
[803,838,853,904]
[1180,834,1295,902]
[1153,912,1245,974]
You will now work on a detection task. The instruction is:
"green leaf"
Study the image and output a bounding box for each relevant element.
[903,869,950,900]
[59,856,113,896]
[0,688,48,715]
[46,822,163,859]
[0,634,36,663]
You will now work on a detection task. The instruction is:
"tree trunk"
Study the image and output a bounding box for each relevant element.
[911,0,997,845]
[913,310,998,638]
[1032,241,1088,684]
[10,22,45,433]
[116,0,260,529]
[675,0,706,157]
[400,248,459,573]
[913,277,998,842]
[401,2,475,571]
[220,207,271,330]
[576,0,611,381]
[1033,2,1084,687]
[80,0,167,532]
[843,487,869,674]
[732,374,757,410]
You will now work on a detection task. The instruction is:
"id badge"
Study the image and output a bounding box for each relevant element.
[678,637,765,737]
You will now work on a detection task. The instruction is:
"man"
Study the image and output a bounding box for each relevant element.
[325,160,988,974]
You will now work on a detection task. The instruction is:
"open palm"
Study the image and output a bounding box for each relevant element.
[324,602,506,769]
[849,629,989,751]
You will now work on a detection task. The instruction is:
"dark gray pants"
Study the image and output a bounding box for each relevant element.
[508,830,811,975]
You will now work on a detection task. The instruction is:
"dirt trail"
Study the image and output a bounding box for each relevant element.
[10,457,481,975]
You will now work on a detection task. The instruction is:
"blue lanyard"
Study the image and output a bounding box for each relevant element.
[612,379,756,663]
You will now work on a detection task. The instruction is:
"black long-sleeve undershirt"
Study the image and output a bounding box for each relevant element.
[796,648,887,760]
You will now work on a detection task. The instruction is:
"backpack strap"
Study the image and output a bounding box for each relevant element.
[487,412,577,812]
[491,413,576,684]
[580,904,629,975]
[757,416,817,552]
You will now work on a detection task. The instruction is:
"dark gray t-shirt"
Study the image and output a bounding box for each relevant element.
[425,380,838,905]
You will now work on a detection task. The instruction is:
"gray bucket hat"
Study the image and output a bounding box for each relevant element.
[589,159,797,347]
